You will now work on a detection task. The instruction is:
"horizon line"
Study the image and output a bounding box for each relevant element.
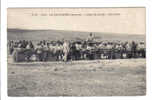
[7,28,145,35]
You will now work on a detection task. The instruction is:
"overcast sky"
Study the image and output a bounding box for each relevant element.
[7,8,145,35]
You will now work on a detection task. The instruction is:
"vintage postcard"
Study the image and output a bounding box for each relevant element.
[7,8,146,96]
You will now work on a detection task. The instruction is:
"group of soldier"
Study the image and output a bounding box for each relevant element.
[7,34,146,62]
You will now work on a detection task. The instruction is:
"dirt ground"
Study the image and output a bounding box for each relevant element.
[7,58,146,96]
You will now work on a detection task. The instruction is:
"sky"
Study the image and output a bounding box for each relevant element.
[7,8,145,35]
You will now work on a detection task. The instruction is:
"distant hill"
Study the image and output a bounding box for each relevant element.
[7,28,145,41]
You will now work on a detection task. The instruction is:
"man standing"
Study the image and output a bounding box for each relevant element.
[63,40,70,62]
[87,33,94,42]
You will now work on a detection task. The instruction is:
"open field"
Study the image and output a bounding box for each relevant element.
[8,29,145,41]
[8,58,146,96]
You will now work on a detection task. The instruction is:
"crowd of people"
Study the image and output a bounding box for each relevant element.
[7,33,146,62]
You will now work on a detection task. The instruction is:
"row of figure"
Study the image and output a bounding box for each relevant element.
[8,40,146,62]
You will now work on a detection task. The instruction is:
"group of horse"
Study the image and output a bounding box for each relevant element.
[7,40,146,62]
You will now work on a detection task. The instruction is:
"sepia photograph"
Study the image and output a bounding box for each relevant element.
[7,8,146,96]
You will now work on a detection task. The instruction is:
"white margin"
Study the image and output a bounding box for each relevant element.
[1,0,154,100]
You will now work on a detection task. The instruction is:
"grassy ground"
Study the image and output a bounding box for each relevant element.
[8,58,146,96]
